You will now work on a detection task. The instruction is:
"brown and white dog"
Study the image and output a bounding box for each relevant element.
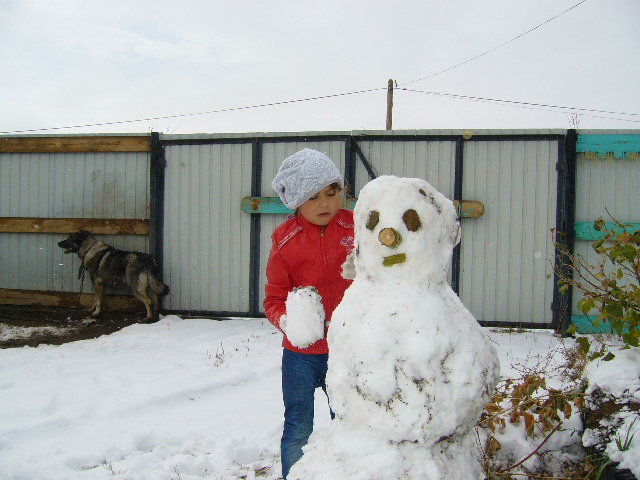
[58,230,169,322]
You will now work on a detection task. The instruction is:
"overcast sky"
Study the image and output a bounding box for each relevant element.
[1,0,638,135]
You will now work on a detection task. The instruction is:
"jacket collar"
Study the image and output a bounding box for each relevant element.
[296,209,350,232]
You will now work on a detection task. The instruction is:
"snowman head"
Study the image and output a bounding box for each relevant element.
[353,176,460,284]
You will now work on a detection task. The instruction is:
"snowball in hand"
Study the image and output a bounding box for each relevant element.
[283,287,325,348]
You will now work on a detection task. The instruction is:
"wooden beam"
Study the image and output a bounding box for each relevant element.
[241,196,485,218]
[0,136,151,153]
[452,200,484,219]
[0,288,145,311]
[577,134,640,159]
[241,196,357,215]
[571,315,639,334]
[574,221,639,241]
[0,218,149,235]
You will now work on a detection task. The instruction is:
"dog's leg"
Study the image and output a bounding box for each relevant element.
[137,293,154,322]
[91,278,105,317]
[132,283,155,322]
[149,290,160,322]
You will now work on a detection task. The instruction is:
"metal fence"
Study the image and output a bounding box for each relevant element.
[1,129,638,331]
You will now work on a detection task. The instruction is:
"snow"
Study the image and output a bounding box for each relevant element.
[0,174,636,479]
[282,287,325,348]
[2,317,639,479]
[584,343,640,477]
[0,316,287,480]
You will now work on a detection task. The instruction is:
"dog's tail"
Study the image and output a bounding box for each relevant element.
[138,254,169,296]
[150,275,170,297]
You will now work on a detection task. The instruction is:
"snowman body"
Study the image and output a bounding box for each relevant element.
[289,176,499,480]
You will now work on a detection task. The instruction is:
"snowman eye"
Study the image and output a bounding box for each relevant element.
[403,209,421,232]
[366,211,380,230]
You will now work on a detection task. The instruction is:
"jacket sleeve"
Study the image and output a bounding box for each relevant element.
[264,240,291,333]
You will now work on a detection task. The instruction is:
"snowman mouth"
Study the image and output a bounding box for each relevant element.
[383,253,406,267]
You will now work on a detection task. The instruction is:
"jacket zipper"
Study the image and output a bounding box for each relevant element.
[319,225,330,336]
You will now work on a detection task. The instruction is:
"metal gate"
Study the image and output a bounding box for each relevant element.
[157,130,570,329]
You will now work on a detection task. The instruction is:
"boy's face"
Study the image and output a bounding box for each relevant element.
[298,184,341,226]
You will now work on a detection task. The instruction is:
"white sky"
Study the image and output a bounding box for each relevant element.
[1,0,638,135]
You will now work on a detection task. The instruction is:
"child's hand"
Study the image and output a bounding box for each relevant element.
[341,249,356,280]
[282,287,325,348]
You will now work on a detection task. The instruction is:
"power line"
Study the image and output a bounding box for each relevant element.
[400,0,588,87]
[398,87,640,123]
[0,87,385,135]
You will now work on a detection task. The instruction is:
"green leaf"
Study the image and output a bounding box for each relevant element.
[594,218,605,231]
[576,337,591,355]
[602,352,616,361]
[623,244,637,263]
[580,298,595,315]
[622,332,640,348]
[605,303,624,319]
[566,324,578,335]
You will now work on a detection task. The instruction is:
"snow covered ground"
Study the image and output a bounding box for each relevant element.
[0,316,637,479]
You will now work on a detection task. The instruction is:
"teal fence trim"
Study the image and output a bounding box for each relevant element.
[241,197,357,215]
[574,222,640,240]
[571,314,637,334]
[577,134,640,159]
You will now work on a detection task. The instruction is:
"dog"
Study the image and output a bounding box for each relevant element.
[58,230,169,322]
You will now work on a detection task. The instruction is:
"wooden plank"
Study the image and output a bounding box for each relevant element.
[0,136,151,153]
[453,200,484,219]
[0,217,149,235]
[577,134,640,159]
[571,315,638,334]
[241,196,357,215]
[241,196,484,218]
[0,288,145,311]
[574,221,639,241]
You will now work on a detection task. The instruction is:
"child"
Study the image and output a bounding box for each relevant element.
[264,148,354,479]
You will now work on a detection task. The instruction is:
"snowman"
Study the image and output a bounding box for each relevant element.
[289,176,500,480]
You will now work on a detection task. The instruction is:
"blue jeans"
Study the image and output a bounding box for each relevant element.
[281,349,333,479]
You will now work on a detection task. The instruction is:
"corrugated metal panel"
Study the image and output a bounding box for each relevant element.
[353,139,456,196]
[459,140,558,324]
[0,151,149,292]
[162,143,253,312]
[572,141,640,315]
[352,139,457,282]
[258,141,346,314]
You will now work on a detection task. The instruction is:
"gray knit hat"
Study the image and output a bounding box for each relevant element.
[272,149,343,209]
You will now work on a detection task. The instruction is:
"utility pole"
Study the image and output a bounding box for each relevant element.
[386,79,394,130]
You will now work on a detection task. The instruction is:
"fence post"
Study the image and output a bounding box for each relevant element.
[552,129,578,333]
[451,136,464,295]
[149,132,165,278]
[249,139,263,316]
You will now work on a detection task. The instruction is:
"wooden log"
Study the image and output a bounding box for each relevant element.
[0,288,145,311]
[0,136,151,153]
[0,218,149,235]
[453,200,484,219]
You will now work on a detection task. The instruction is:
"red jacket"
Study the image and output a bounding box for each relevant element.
[264,209,354,354]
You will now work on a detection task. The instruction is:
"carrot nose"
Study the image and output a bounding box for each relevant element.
[378,228,402,248]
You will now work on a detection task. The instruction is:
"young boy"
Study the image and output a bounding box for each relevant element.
[264,148,354,479]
